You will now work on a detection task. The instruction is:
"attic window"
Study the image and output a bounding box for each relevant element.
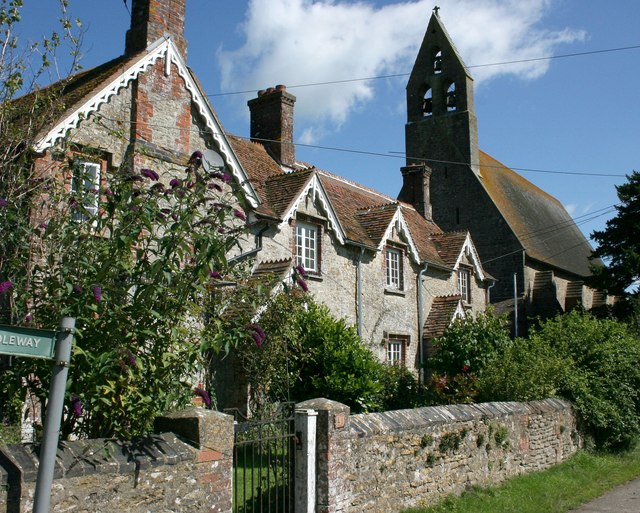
[295,220,320,273]
[385,247,403,290]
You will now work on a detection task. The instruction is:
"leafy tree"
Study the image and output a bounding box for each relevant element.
[589,171,640,297]
[0,1,258,439]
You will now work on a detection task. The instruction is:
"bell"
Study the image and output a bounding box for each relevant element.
[433,57,442,72]
[446,91,456,108]
[423,98,433,113]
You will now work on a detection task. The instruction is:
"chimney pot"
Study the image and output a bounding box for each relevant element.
[276,84,286,92]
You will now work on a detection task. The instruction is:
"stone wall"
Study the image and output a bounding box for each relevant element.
[298,397,580,513]
[0,408,233,513]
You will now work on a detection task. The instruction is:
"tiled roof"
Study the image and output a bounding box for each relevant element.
[226,135,284,218]
[264,169,315,217]
[479,151,595,277]
[400,206,446,266]
[251,258,292,280]
[423,295,463,339]
[356,203,399,246]
[11,55,131,139]
[430,232,468,268]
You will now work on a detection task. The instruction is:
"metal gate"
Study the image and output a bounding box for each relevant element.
[225,402,296,513]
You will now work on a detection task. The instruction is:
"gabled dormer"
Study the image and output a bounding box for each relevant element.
[405,9,480,177]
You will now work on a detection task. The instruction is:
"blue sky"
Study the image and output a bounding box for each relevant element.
[18,0,640,243]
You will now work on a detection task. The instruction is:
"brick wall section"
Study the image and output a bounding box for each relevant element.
[126,0,188,57]
[303,398,579,513]
[0,408,233,513]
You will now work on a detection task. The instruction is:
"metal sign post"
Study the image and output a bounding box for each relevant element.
[31,317,75,513]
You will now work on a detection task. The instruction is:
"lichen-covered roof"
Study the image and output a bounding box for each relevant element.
[423,295,463,339]
[251,258,292,280]
[479,151,595,277]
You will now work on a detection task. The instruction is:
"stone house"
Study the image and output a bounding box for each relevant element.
[403,11,610,331]
[15,0,492,393]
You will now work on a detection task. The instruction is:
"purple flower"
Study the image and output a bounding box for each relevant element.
[126,350,136,366]
[24,313,33,322]
[38,222,48,230]
[0,198,7,208]
[296,277,309,293]
[71,394,83,418]
[208,183,223,192]
[169,178,180,189]
[92,285,102,302]
[189,151,203,164]
[217,227,226,234]
[295,265,307,278]
[246,323,266,348]
[233,209,246,221]
[0,281,13,294]
[209,271,222,279]
[187,181,195,189]
[104,188,114,198]
[141,168,160,181]
[221,173,232,183]
[194,386,212,408]
[69,197,78,209]
[171,213,178,221]
[72,284,83,294]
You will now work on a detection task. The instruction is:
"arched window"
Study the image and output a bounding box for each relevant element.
[446,82,456,112]
[433,49,442,74]
[422,87,433,117]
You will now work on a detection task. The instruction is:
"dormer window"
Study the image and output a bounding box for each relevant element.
[295,220,320,273]
[385,246,403,290]
[458,267,471,304]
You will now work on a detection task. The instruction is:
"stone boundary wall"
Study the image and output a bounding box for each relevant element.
[0,408,233,513]
[302,398,580,513]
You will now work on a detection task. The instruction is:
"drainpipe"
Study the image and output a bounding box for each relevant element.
[487,279,496,304]
[417,263,429,386]
[227,223,269,264]
[356,248,364,338]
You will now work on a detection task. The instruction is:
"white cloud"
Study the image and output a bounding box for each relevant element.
[218,0,585,139]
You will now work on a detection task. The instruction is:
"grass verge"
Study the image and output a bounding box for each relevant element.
[404,444,640,513]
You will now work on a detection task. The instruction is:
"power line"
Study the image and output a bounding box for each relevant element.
[208,43,640,98]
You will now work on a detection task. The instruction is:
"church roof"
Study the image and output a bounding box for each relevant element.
[479,151,595,277]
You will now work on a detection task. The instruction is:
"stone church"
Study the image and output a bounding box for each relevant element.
[400,11,609,331]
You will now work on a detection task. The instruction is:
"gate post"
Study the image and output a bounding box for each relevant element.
[295,408,318,513]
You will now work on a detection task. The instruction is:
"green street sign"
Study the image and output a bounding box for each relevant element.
[0,324,57,360]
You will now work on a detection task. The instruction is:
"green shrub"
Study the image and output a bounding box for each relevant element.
[482,310,640,451]
[427,310,511,377]
[479,335,565,402]
[283,301,385,413]
[378,364,426,411]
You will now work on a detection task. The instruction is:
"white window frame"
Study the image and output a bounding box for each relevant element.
[386,247,402,290]
[386,335,408,366]
[296,221,318,273]
[459,267,471,303]
[71,160,101,222]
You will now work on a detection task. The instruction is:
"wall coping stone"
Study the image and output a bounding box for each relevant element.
[349,399,572,437]
[0,432,195,484]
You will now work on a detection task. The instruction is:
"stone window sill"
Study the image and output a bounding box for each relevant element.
[384,288,406,297]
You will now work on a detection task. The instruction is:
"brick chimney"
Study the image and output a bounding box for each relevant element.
[125,0,187,57]
[248,85,296,167]
[398,163,433,219]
